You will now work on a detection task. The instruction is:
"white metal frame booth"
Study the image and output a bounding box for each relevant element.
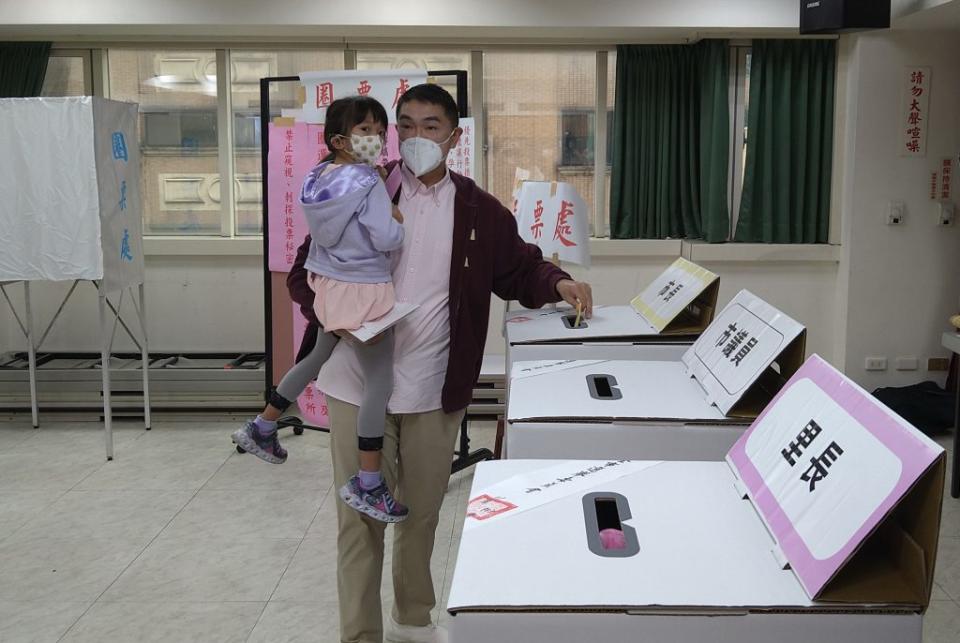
[0,97,151,459]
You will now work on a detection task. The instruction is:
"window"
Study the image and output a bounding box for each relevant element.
[108,49,221,235]
[230,50,345,235]
[142,110,218,149]
[484,51,601,234]
[41,51,90,97]
[559,109,613,168]
[97,46,625,240]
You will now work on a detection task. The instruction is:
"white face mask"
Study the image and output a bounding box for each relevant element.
[400,132,454,177]
[341,134,383,166]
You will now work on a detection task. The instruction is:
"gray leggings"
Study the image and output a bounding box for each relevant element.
[275,328,394,447]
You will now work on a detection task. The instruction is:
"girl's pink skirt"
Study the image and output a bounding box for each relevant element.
[308,273,395,332]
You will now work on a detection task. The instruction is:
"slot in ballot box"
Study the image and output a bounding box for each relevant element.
[506,289,806,460]
[505,257,719,372]
[448,355,946,643]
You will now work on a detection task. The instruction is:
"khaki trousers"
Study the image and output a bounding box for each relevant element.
[327,396,464,643]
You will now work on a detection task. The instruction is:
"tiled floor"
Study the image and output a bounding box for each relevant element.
[0,414,958,642]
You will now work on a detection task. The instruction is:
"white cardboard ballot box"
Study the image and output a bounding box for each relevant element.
[447,355,946,643]
[505,257,719,371]
[506,289,806,460]
[0,97,145,293]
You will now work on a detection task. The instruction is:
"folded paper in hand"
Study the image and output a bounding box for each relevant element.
[346,302,419,344]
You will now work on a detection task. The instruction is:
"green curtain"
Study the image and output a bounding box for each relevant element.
[610,40,730,242]
[736,39,835,243]
[0,42,51,98]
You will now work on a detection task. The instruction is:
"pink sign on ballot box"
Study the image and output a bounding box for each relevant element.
[726,355,944,599]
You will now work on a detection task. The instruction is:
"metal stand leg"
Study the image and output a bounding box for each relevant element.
[451,415,494,475]
[23,282,39,428]
[952,375,959,499]
[137,284,152,431]
[98,289,114,461]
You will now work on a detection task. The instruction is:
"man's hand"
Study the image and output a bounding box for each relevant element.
[555,279,593,318]
[392,205,404,224]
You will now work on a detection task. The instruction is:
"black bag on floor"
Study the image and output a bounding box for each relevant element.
[872,381,955,435]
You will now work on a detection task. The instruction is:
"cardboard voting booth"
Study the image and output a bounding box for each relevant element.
[448,355,946,643]
[0,97,149,457]
[506,290,806,461]
[504,257,719,371]
[0,97,145,291]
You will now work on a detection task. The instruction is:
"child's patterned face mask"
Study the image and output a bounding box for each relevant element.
[347,134,384,166]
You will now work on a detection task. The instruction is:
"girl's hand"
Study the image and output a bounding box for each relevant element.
[377,165,388,180]
[392,205,404,224]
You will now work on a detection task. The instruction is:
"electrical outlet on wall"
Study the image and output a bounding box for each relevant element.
[928,357,950,371]
[936,201,955,226]
[865,357,888,371]
[887,201,905,225]
[895,357,919,371]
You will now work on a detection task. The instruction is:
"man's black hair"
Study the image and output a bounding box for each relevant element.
[395,83,459,128]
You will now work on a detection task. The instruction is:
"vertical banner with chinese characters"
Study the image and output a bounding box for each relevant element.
[726,355,943,599]
[940,157,953,200]
[294,70,429,124]
[267,121,326,272]
[901,67,931,157]
[292,302,330,427]
[93,98,145,294]
[514,181,591,267]
[445,117,475,176]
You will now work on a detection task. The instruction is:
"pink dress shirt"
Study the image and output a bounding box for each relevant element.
[316,163,457,414]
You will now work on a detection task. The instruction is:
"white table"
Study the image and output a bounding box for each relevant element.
[943,332,960,498]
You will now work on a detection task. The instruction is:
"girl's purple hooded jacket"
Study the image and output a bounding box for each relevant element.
[300,161,404,283]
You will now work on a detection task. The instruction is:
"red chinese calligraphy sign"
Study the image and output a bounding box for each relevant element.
[901,67,930,157]
[553,200,577,247]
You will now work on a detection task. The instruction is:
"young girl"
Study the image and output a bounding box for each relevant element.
[232,95,408,523]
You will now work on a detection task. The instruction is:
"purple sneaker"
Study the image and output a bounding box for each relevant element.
[231,420,287,464]
[338,475,409,523]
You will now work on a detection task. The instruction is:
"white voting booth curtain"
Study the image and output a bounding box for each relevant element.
[0,97,149,458]
[0,97,144,293]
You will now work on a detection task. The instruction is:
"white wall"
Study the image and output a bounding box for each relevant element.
[893,0,957,20]
[2,250,840,371]
[838,30,960,391]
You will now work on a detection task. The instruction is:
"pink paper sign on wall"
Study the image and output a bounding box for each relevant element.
[291,302,329,428]
[266,122,404,273]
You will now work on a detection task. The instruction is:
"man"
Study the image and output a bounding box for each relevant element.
[288,84,593,643]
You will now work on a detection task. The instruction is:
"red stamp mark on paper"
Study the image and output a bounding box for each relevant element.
[467,494,517,521]
[506,316,533,324]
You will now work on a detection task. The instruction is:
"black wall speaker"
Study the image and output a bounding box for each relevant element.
[800,0,891,34]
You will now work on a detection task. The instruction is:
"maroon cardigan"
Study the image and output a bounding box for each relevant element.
[287,163,571,413]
